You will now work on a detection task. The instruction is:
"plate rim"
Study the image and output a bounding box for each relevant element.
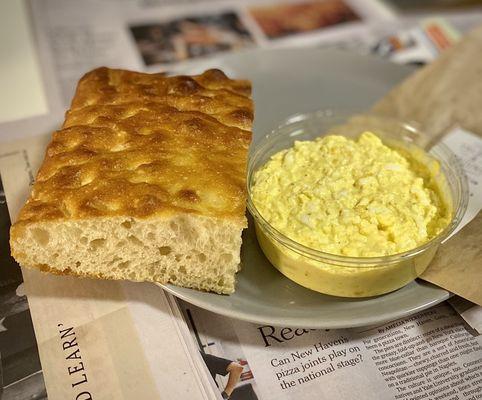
[159,282,450,329]
[158,47,449,329]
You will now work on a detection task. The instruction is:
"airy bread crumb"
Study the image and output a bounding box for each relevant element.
[11,215,242,293]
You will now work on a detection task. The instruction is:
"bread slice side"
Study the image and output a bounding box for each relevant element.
[10,214,244,294]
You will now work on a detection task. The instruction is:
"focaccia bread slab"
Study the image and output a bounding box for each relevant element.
[10,67,253,294]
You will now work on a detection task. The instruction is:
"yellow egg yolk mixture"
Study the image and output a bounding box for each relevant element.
[251,132,451,257]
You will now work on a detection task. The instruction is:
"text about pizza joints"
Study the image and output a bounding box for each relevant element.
[257,308,482,399]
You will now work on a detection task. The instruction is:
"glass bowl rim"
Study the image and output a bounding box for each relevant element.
[246,109,469,267]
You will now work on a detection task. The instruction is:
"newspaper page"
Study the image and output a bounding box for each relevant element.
[27,0,478,119]
[28,0,394,113]
[0,134,215,399]
[9,0,471,146]
[2,1,482,399]
[180,300,482,400]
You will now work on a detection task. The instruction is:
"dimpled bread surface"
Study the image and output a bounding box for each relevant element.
[10,67,253,294]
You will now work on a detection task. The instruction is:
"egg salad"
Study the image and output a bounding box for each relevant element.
[251,132,451,257]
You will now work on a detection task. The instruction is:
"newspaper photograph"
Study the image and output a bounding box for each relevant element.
[0,178,47,400]
[247,0,361,40]
[130,11,255,66]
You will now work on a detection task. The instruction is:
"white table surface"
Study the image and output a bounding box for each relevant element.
[0,1,47,127]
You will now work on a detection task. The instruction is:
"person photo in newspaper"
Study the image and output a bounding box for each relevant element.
[130,12,254,66]
[0,179,46,400]
[183,305,260,400]
[200,352,244,399]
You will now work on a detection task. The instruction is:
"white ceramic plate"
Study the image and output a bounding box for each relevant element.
[159,48,450,329]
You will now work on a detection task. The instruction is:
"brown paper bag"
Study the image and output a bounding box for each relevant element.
[372,25,482,306]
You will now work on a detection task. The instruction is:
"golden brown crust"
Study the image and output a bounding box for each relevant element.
[14,67,253,227]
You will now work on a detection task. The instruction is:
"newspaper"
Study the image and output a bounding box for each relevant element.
[1,0,482,399]
[1,0,470,129]
[180,300,482,400]
[1,124,480,400]
[24,0,469,125]
[27,0,393,117]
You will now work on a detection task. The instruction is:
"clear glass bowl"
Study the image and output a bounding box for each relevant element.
[247,110,469,298]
